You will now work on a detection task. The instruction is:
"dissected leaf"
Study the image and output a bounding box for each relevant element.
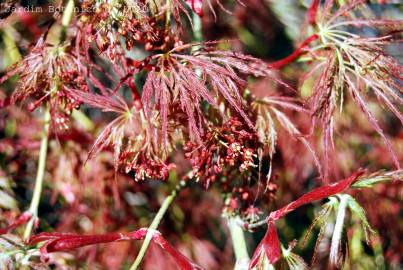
[303,197,337,245]
[269,171,364,221]
[250,171,365,269]
[353,170,403,188]
[28,229,204,270]
[346,195,376,244]
[143,45,269,144]
[249,221,281,269]
[281,244,308,270]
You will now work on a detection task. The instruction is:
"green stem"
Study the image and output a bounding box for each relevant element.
[165,0,171,29]
[60,0,75,43]
[23,0,74,241]
[129,188,178,270]
[23,108,50,240]
[62,0,75,27]
[228,217,250,270]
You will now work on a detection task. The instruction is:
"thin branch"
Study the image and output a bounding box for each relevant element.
[243,218,268,230]
[23,107,50,240]
[60,0,75,43]
[129,182,186,270]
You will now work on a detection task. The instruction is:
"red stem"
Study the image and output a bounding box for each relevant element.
[267,34,319,69]
[128,77,143,110]
[307,0,321,25]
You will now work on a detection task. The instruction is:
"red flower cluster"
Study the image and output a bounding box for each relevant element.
[184,118,258,187]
